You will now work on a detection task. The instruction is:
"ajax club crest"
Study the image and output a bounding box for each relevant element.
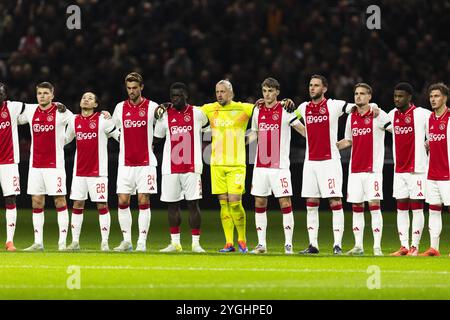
[404,115,411,124]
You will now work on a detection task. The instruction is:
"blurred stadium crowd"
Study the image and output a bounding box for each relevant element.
[0,0,449,157]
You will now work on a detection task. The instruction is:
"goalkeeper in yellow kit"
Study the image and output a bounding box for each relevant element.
[199,80,295,253]
[198,80,254,252]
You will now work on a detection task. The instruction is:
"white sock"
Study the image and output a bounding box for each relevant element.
[352,207,365,249]
[306,203,319,248]
[138,205,151,243]
[99,209,111,242]
[370,206,383,249]
[255,208,267,247]
[171,232,181,245]
[57,206,69,245]
[282,207,294,246]
[118,205,132,242]
[397,209,410,247]
[411,208,424,248]
[192,234,200,246]
[70,209,84,243]
[428,207,442,250]
[6,205,17,243]
[32,209,45,245]
[331,205,344,247]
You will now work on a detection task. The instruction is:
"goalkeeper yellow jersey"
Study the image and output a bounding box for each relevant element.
[199,101,254,166]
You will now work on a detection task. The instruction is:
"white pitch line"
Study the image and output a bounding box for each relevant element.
[0,283,448,290]
[0,265,449,275]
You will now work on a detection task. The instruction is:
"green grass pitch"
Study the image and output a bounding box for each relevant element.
[0,208,449,299]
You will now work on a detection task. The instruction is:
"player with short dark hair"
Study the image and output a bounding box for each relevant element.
[154,82,209,253]
[388,82,430,256]
[421,82,449,256]
[65,92,120,251]
[112,72,160,252]
[21,82,74,251]
[338,83,391,256]
[248,78,305,254]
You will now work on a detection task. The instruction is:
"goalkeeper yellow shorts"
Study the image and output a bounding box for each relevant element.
[211,165,246,195]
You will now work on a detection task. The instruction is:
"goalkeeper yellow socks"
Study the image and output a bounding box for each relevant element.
[229,201,246,242]
[219,200,234,245]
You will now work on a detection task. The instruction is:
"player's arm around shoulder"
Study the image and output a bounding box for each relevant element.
[385,109,395,133]
[56,103,74,125]
[112,102,124,127]
[102,114,120,142]
[246,107,259,145]
[64,115,76,145]
[337,114,353,150]
[153,112,167,141]
[17,103,38,125]
[287,103,305,137]
[194,107,210,132]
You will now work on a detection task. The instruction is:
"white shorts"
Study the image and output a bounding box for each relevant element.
[251,167,293,198]
[117,165,157,195]
[393,172,426,200]
[347,172,383,203]
[70,176,108,202]
[161,173,202,202]
[301,159,343,198]
[0,163,20,196]
[27,167,66,196]
[425,179,450,205]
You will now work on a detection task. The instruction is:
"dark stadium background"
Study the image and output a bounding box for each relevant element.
[0,0,449,210]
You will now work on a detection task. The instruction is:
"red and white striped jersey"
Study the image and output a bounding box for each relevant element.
[387,105,430,173]
[426,108,450,180]
[154,105,208,174]
[0,101,22,164]
[66,112,118,177]
[113,98,158,167]
[345,108,390,173]
[251,102,300,169]
[19,103,73,168]
[296,99,347,161]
